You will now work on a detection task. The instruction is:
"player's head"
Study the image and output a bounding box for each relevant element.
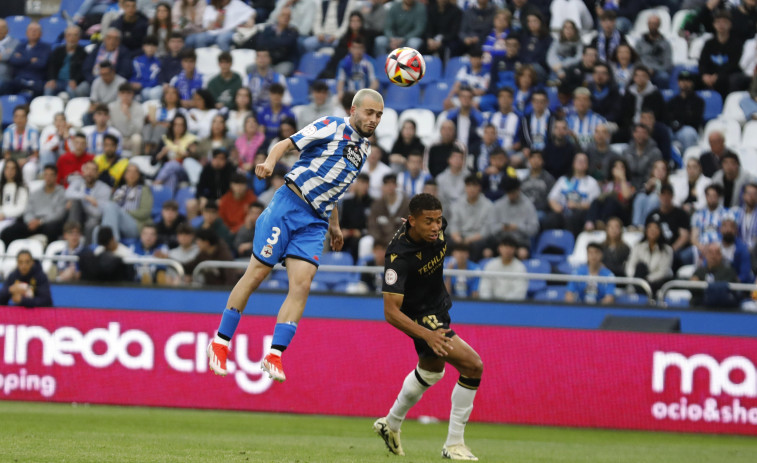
[350,89,384,138]
[407,193,443,243]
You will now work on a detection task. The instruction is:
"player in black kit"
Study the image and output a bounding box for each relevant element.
[373,193,483,461]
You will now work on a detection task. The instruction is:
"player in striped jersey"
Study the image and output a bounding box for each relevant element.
[565,87,606,150]
[207,88,384,382]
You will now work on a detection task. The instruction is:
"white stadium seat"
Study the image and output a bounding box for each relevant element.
[670,9,694,37]
[195,47,222,78]
[64,97,91,128]
[568,231,606,266]
[399,109,436,148]
[43,240,67,274]
[231,48,256,79]
[738,147,757,177]
[630,8,671,41]
[700,118,742,150]
[722,91,748,125]
[374,107,398,154]
[683,145,702,162]
[622,230,644,249]
[1,239,44,278]
[29,96,64,129]
[741,121,757,150]
[689,33,713,61]
[670,36,694,66]
[129,155,160,178]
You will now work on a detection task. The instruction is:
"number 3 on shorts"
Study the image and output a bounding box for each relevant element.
[267,227,281,245]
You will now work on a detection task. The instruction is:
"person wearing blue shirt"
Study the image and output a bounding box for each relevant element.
[444,242,480,298]
[446,86,484,153]
[565,242,616,304]
[257,83,296,142]
[719,216,754,284]
[247,49,290,111]
[170,49,203,108]
[130,36,163,101]
[3,22,50,97]
[130,224,170,284]
[336,38,379,102]
[159,33,185,85]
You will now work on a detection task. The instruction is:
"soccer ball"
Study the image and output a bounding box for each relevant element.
[385,48,426,87]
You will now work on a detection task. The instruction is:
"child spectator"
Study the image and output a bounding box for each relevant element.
[131,36,163,101]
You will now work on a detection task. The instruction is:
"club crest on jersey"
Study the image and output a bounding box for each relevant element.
[416,252,422,260]
[385,269,398,285]
[343,144,362,169]
[390,254,398,262]
[261,244,273,258]
[301,125,317,137]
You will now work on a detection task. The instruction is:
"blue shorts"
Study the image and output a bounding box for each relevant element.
[252,185,329,267]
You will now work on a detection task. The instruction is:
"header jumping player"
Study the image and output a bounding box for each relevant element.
[207,88,384,382]
[375,193,484,461]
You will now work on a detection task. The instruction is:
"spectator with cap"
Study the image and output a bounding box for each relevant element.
[478,236,528,301]
[3,22,50,98]
[0,250,53,308]
[488,175,539,260]
[565,243,615,304]
[700,130,739,178]
[218,173,257,234]
[699,8,743,99]
[667,71,705,153]
[711,152,757,209]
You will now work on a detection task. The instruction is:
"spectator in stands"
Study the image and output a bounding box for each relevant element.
[142,87,180,155]
[108,83,144,157]
[673,157,711,215]
[267,0,315,39]
[361,145,392,200]
[73,0,119,30]
[478,236,528,300]
[519,12,551,80]
[507,0,539,34]
[47,221,84,282]
[45,26,89,99]
[545,152,600,235]
[198,114,234,161]
[66,160,111,243]
[647,184,694,269]
[171,49,203,109]
[247,49,290,112]
[667,71,704,153]
[185,228,235,285]
[549,0,593,33]
[475,124,503,174]
[611,43,637,94]
[40,113,72,168]
[631,159,668,228]
[520,150,555,217]
[218,173,256,234]
[207,52,243,111]
[512,65,537,115]
[112,0,149,58]
[567,87,607,150]
[488,87,522,163]
[586,158,635,230]
[168,222,199,265]
[565,243,615,303]
[172,0,206,37]
[561,45,598,95]
[0,19,20,91]
[700,130,738,178]
[694,0,757,45]
[547,19,583,83]
[185,0,255,51]
[712,152,756,208]
[622,124,663,192]
[444,242,480,299]
[635,14,673,91]
[458,0,495,55]
[639,108,672,164]
[481,148,516,202]
[254,7,299,77]
[0,250,52,307]
[449,175,492,260]
[338,173,371,260]
[235,115,265,172]
[396,152,431,198]
[427,120,458,178]
[519,90,551,158]
[588,62,620,123]
[585,124,613,180]
[303,0,359,53]
[2,105,40,186]
[487,37,523,106]
[258,83,296,142]
[155,199,185,249]
[130,36,163,102]
[131,223,170,284]
[543,118,578,179]
[79,226,135,282]
[150,114,195,192]
[422,0,461,58]
[1,164,65,246]
[362,0,387,37]
[734,183,757,253]
[444,47,488,112]
[100,163,153,241]
[375,0,426,56]
[690,242,740,309]
[602,216,630,277]
[198,200,233,249]
[691,184,729,256]
[2,22,49,98]
[626,218,674,293]
[159,33,185,85]
[699,9,743,99]
[185,90,218,139]
[0,159,28,235]
[233,201,263,258]
[94,134,128,187]
[195,148,234,209]
[90,61,128,117]
[336,38,379,104]
[147,2,173,57]
[297,82,334,131]
[436,147,469,213]
[447,86,484,154]
[720,214,754,283]
[57,133,93,187]
[738,25,757,91]
[618,66,666,141]
[367,173,410,246]
[489,175,539,258]
[482,10,512,63]
[257,167,286,206]
[590,10,628,65]
[83,28,132,84]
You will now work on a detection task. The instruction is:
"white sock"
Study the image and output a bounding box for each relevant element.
[213,334,229,347]
[386,370,428,432]
[446,383,478,447]
[269,348,282,357]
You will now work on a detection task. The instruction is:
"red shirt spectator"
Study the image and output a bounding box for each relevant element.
[218,173,256,233]
[56,133,94,187]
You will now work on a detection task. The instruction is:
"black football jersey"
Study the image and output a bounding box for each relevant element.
[382,220,451,319]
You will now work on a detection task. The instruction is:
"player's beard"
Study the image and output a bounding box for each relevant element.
[354,117,376,138]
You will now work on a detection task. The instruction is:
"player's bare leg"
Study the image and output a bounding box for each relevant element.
[207,257,273,376]
[261,258,317,382]
[434,335,483,461]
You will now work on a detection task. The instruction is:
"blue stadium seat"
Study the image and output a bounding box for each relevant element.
[534,229,575,264]
[661,89,675,101]
[190,215,204,228]
[443,56,465,83]
[150,185,173,222]
[120,238,139,249]
[555,261,579,275]
[420,55,442,86]
[312,251,357,288]
[524,258,551,296]
[174,186,196,217]
[287,76,310,106]
[1,95,29,128]
[295,52,330,81]
[533,286,568,302]
[59,0,85,17]
[39,16,67,45]
[374,55,390,86]
[6,16,31,41]
[383,84,421,112]
[615,293,648,306]
[420,81,450,113]
[697,90,723,122]
[669,64,698,94]
[259,279,288,291]
[323,78,337,95]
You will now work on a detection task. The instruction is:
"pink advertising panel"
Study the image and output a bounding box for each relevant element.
[1,307,756,435]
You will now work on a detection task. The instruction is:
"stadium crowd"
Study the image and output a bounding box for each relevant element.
[1,0,757,309]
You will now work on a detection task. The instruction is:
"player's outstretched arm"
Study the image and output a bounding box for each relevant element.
[255,138,296,179]
[328,206,343,251]
[383,292,452,357]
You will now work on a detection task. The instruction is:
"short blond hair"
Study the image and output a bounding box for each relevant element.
[352,88,383,108]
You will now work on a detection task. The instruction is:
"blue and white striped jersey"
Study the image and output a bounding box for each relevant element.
[2,124,39,155]
[566,110,606,149]
[691,205,731,244]
[287,116,370,220]
[81,125,123,154]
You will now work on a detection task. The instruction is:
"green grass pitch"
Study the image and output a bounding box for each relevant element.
[2,401,756,463]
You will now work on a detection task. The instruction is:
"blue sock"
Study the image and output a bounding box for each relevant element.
[217,308,241,341]
[271,322,297,353]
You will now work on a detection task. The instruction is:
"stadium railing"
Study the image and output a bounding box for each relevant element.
[190,260,655,300]
[0,254,185,278]
[658,279,757,306]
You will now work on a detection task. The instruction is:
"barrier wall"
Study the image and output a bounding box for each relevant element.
[2,306,757,436]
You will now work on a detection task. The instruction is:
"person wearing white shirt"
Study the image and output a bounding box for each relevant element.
[544,152,600,236]
[478,236,528,300]
[549,0,593,32]
[186,0,255,51]
[396,152,432,198]
[672,157,712,214]
[361,144,393,200]
[39,113,74,168]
